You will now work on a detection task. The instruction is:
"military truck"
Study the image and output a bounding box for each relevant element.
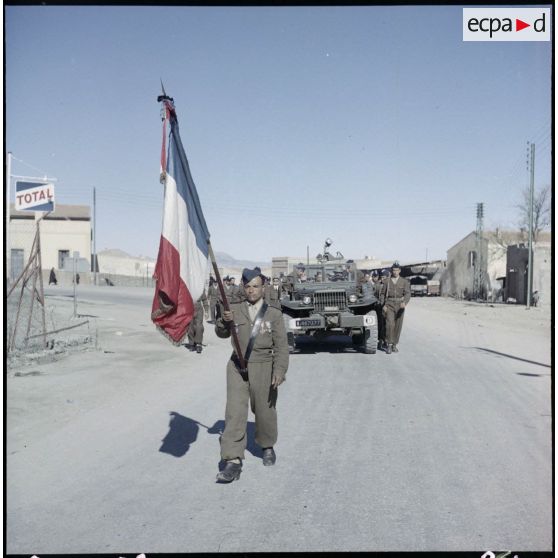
[280,240,378,354]
[409,275,428,296]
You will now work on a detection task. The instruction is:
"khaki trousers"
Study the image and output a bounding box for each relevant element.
[220,359,278,461]
[375,304,385,342]
[384,302,405,345]
[187,308,204,345]
[209,300,217,322]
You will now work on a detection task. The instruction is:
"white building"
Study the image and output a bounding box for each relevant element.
[8,204,91,282]
[441,229,551,303]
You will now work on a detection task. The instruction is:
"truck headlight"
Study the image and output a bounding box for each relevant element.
[348,294,358,303]
[302,296,312,305]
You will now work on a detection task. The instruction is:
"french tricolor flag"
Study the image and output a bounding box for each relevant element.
[151,98,211,343]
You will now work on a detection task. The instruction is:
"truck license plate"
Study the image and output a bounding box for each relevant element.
[296,319,321,327]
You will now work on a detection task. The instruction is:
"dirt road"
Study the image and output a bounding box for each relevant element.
[6,287,552,553]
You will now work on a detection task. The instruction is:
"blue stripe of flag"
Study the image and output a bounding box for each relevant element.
[168,118,210,257]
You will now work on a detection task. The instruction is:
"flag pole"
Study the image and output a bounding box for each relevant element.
[157,84,247,370]
[207,241,247,371]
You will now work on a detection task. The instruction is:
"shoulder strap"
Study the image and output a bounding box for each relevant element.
[244,302,269,364]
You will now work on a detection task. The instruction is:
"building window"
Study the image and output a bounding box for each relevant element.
[11,249,24,281]
[58,250,70,270]
[468,251,476,268]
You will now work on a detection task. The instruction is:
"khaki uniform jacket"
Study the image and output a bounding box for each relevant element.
[379,276,411,306]
[264,284,283,309]
[219,284,244,303]
[199,290,209,314]
[215,300,289,381]
[207,284,218,303]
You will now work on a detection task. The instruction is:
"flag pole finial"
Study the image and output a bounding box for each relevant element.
[157,79,173,103]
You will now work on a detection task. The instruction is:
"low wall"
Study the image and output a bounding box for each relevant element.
[42,270,155,288]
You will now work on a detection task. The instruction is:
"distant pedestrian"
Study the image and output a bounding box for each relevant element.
[532,291,539,307]
[76,273,80,285]
[48,268,57,285]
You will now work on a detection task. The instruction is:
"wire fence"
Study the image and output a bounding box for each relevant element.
[6,235,98,369]
[6,286,97,369]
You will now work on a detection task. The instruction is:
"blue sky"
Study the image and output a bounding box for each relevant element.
[5,6,552,263]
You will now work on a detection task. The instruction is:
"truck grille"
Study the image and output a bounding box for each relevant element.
[313,290,347,312]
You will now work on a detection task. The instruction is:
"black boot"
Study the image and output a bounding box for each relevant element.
[385,344,392,354]
[262,447,276,466]
[216,460,242,483]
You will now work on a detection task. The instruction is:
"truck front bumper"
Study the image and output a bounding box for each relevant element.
[287,312,375,331]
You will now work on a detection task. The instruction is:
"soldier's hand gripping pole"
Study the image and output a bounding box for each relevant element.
[207,242,248,372]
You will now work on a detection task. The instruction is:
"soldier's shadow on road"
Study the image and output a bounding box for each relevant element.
[158,412,262,459]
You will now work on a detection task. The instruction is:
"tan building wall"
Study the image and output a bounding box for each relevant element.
[8,204,91,279]
[441,232,482,298]
[39,219,91,269]
[532,242,551,306]
[441,230,551,302]
[97,252,155,278]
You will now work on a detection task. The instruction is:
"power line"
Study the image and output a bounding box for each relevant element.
[10,155,52,178]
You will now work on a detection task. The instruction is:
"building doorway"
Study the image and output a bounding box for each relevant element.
[58,250,70,270]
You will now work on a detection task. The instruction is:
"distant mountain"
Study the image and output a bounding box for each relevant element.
[98,248,269,268]
[215,251,270,269]
[99,248,135,258]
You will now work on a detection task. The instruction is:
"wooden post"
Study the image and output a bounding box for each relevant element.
[207,242,247,371]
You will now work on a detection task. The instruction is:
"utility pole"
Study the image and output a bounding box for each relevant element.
[93,186,97,286]
[73,251,78,317]
[526,143,535,309]
[6,152,12,283]
[474,203,484,300]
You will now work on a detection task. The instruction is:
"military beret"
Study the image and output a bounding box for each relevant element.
[296,263,305,271]
[382,269,390,277]
[242,267,264,284]
[371,270,379,277]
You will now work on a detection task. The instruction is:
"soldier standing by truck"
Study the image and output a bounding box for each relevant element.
[380,262,411,354]
[371,271,386,350]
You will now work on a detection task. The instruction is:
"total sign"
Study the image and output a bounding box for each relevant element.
[15,181,55,212]
[463,8,551,41]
